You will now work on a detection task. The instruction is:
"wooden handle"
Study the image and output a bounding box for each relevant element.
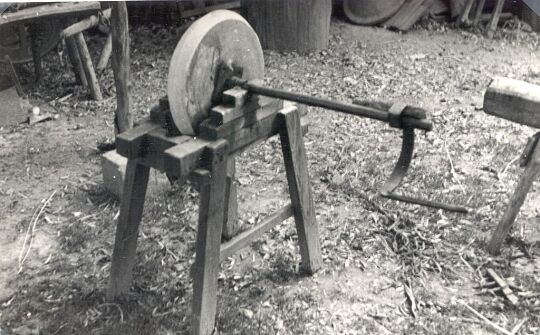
[484,76,540,128]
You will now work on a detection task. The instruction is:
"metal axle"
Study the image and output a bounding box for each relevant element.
[228,77,433,131]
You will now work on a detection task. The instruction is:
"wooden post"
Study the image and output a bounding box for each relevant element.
[458,0,476,26]
[486,0,504,38]
[488,141,540,254]
[222,155,239,240]
[241,0,332,53]
[278,107,323,273]
[97,33,113,72]
[74,32,103,100]
[191,140,229,335]
[28,24,42,83]
[66,36,87,86]
[107,160,150,299]
[473,0,486,26]
[111,1,132,134]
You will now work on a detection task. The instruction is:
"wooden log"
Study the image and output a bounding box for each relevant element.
[486,0,504,38]
[488,139,540,254]
[74,32,102,100]
[97,33,113,72]
[191,140,229,335]
[278,106,322,273]
[107,160,150,299]
[241,0,332,53]
[65,36,87,86]
[111,1,132,133]
[484,77,540,129]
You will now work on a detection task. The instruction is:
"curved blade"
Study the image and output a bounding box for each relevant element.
[380,126,415,195]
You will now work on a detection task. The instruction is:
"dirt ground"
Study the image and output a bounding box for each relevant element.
[1,16,539,335]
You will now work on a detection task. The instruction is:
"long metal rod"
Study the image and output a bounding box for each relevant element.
[229,77,432,131]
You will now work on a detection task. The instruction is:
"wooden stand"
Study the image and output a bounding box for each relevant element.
[107,89,322,335]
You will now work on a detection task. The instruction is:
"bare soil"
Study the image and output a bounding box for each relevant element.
[1,17,539,334]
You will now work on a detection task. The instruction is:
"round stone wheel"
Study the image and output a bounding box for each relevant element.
[167,10,264,135]
[343,0,405,26]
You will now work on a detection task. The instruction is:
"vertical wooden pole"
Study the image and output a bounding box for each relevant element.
[488,141,540,254]
[111,1,132,134]
[66,36,87,86]
[107,160,150,299]
[222,155,239,240]
[458,0,476,26]
[28,24,42,83]
[486,0,504,38]
[278,107,323,274]
[192,140,229,335]
[74,32,103,100]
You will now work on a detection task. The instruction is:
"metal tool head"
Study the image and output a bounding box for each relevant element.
[167,10,264,135]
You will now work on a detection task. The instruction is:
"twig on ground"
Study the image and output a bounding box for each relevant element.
[459,300,512,335]
[510,318,527,335]
[404,279,418,318]
[444,139,466,194]
[18,190,57,271]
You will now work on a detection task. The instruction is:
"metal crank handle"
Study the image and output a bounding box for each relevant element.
[228,77,432,131]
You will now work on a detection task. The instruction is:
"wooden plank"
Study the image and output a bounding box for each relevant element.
[0,2,101,25]
[74,32,102,101]
[115,120,162,159]
[484,77,540,129]
[488,140,540,254]
[107,160,150,299]
[111,2,131,133]
[180,1,240,18]
[138,130,192,172]
[220,204,294,261]
[486,0,504,38]
[278,106,322,274]
[164,138,210,179]
[384,0,434,31]
[191,140,229,335]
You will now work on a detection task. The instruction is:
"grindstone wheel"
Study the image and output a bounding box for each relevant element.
[167,10,264,135]
[343,0,405,26]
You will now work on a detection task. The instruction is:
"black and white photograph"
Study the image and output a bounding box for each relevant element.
[0,0,539,334]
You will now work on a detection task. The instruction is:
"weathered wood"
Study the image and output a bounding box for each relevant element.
[343,0,405,25]
[0,2,100,25]
[220,204,293,261]
[222,156,239,240]
[486,268,519,305]
[74,32,102,100]
[29,25,42,82]
[458,0,476,26]
[241,0,331,53]
[164,138,210,179]
[111,1,131,133]
[65,36,87,86]
[484,77,540,129]
[181,1,240,18]
[167,10,264,135]
[488,140,540,254]
[278,106,322,274]
[107,160,150,299]
[97,33,113,72]
[60,8,112,38]
[473,0,486,26]
[486,0,504,38]
[191,140,229,335]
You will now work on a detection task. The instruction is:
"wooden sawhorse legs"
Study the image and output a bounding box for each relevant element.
[107,106,322,334]
[488,135,540,254]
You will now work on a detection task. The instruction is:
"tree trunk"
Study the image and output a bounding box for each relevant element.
[241,0,332,54]
[111,1,132,134]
